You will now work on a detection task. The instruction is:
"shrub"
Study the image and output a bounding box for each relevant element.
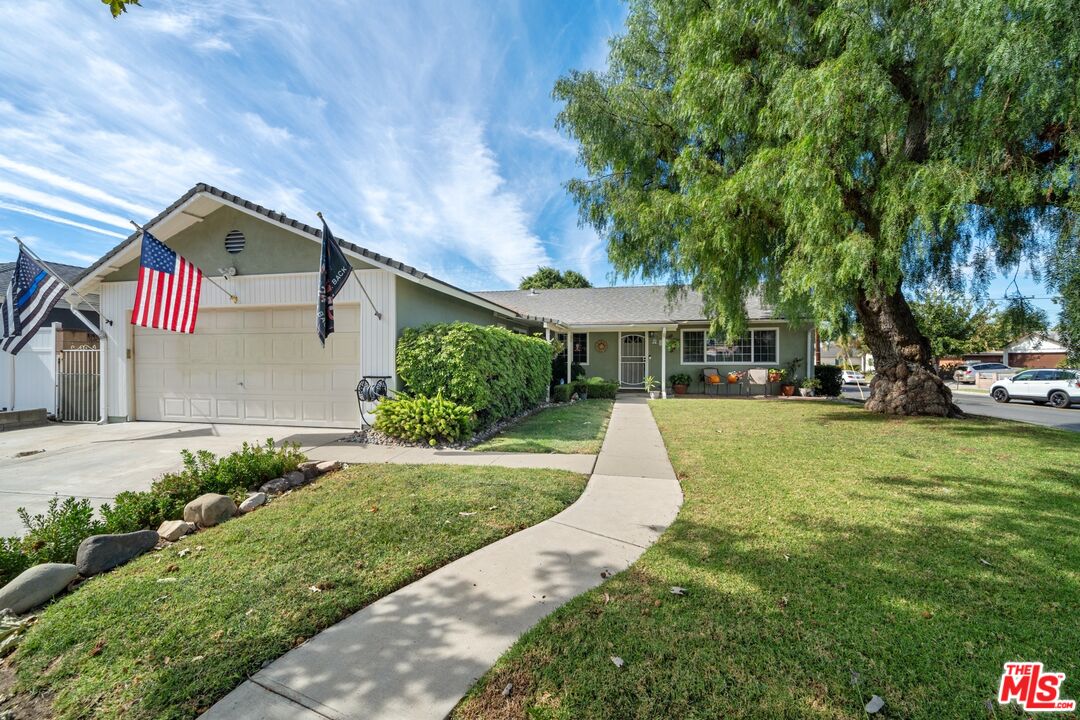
[552,360,586,386]
[552,383,575,403]
[669,372,693,387]
[101,491,181,535]
[574,376,618,399]
[397,323,552,426]
[18,497,103,568]
[375,392,475,444]
[0,536,32,586]
[814,365,843,396]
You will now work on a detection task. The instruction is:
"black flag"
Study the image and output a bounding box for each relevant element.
[317,217,352,345]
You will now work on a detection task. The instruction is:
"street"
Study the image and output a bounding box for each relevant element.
[842,384,1080,432]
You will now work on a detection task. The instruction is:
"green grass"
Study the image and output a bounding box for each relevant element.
[455,399,1080,720]
[10,464,586,720]
[473,399,613,454]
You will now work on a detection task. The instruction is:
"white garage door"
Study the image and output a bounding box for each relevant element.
[134,305,361,427]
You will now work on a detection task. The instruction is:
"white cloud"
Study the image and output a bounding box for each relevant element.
[0,154,157,217]
[0,181,131,230]
[0,203,126,239]
[241,113,293,146]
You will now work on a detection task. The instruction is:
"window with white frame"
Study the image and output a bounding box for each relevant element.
[556,332,589,365]
[682,328,778,364]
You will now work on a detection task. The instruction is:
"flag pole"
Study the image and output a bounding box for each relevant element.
[316,212,382,319]
[14,237,107,335]
[129,221,239,304]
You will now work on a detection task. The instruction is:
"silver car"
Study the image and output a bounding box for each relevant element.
[954,362,1012,384]
[990,369,1080,408]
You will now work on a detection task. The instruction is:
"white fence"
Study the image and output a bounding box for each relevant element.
[0,323,58,415]
[0,324,102,421]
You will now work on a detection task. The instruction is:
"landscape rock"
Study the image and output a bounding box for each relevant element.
[157,520,195,542]
[76,530,158,576]
[239,492,267,513]
[0,563,77,613]
[316,460,341,474]
[259,478,289,495]
[298,461,320,480]
[183,493,237,528]
[283,470,307,488]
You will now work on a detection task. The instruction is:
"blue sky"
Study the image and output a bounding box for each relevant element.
[0,0,1060,320]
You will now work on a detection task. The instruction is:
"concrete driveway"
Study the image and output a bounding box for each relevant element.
[0,422,346,537]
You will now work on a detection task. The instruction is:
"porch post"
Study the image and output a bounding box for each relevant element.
[545,328,551,402]
[661,327,667,399]
[566,329,572,386]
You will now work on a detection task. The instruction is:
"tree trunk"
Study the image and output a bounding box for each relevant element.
[855,286,962,417]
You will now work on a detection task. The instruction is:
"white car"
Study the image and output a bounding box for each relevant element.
[841,369,867,384]
[990,369,1080,409]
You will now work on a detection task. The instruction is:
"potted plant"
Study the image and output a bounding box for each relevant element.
[800,377,821,397]
[665,337,679,353]
[780,357,803,397]
[644,375,659,399]
[670,372,692,395]
[767,368,784,383]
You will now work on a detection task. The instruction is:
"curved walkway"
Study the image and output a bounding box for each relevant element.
[205,395,683,720]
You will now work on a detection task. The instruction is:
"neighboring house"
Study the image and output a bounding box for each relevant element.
[960,333,1069,368]
[816,339,874,372]
[72,184,813,428]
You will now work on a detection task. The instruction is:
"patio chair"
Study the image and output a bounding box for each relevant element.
[701,367,722,396]
[746,367,770,396]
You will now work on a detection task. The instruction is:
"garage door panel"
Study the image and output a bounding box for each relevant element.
[134,307,361,428]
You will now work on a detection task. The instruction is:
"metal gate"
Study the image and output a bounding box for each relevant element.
[57,347,100,422]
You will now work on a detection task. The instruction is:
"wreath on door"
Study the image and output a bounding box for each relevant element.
[595,339,609,353]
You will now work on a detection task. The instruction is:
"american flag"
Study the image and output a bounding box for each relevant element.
[0,248,67,355]
[131,231,203,334]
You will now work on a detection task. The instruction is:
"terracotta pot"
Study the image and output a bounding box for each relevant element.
[727,373,739,384]
[780,383,796,397]
[673,384,689,395]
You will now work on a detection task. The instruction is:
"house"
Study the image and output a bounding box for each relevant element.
[961,333,1069,369]
[816,339,874,372]
[72,184,814,428]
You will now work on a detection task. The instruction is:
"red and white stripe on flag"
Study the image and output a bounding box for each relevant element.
[131,254,203,333]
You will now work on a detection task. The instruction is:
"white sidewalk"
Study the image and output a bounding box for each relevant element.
[204,395,683,720]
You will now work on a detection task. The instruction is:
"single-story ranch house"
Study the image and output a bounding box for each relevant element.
[72,184,813,428]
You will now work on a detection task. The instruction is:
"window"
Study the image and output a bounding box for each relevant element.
[1012,371,1037,382]
[557,332,589,365]
[682,328,778,364]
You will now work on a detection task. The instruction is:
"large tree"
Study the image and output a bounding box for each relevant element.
[555,0,1080,416]
[519,266,593,290]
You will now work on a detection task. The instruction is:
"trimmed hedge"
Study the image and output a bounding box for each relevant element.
[814,365,843,397]
[574,377,619,399]
[397,323,553,426]
[375,392,475,444]
[552,383,575,403]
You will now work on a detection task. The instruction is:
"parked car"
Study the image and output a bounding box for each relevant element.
[990,369,1080,408]
[840,369,867,384]
[953,362,1012,384]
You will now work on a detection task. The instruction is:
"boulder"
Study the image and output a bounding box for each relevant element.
[0,563,77,613]
[316,460,341,474]
[239,492,267,513]
[157,520,195,542]
[298,461,320,480]
[283,470,307,488]
[259,478,289,495]
[183,493,237,528]
[76,530,158,577]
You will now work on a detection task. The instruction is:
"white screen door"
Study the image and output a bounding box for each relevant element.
[620,333,646,387]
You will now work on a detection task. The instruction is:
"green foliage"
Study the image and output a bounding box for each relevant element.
[669,373,692,387]
[995,299,1049,343]
[552,383,575,403]
[814,365,844,397]
[574,376,619,399]
[19,498,103,567]
[801,377,822,390]
[0,535,33,586]
[102,0,140,18]
[374,392,475,444]
[552,360,585,386]
[397,323,552,426]
[1056,258,1080,366]
[101,440,305,534]
[519,266,592,290]
[554,0,1080,374]
[643,375,658,392]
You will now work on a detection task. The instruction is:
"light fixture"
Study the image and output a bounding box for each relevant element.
[218,267,237,279]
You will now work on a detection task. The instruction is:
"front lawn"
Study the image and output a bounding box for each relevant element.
[455,399,1080,719]
[6,464,586,720]
[473,399,613,454]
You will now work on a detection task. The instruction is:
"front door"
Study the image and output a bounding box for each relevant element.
[620,333,646,387]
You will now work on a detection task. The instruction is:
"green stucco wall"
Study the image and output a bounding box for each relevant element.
[104,205,376,282]
[562,323,811,390]
[394,280,533,338]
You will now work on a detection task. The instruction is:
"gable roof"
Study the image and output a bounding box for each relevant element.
[72,183,525,320]
[474,286,777,326]
[0,259,86,289]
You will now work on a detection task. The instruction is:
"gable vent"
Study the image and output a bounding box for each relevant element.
[224,230,246,254]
